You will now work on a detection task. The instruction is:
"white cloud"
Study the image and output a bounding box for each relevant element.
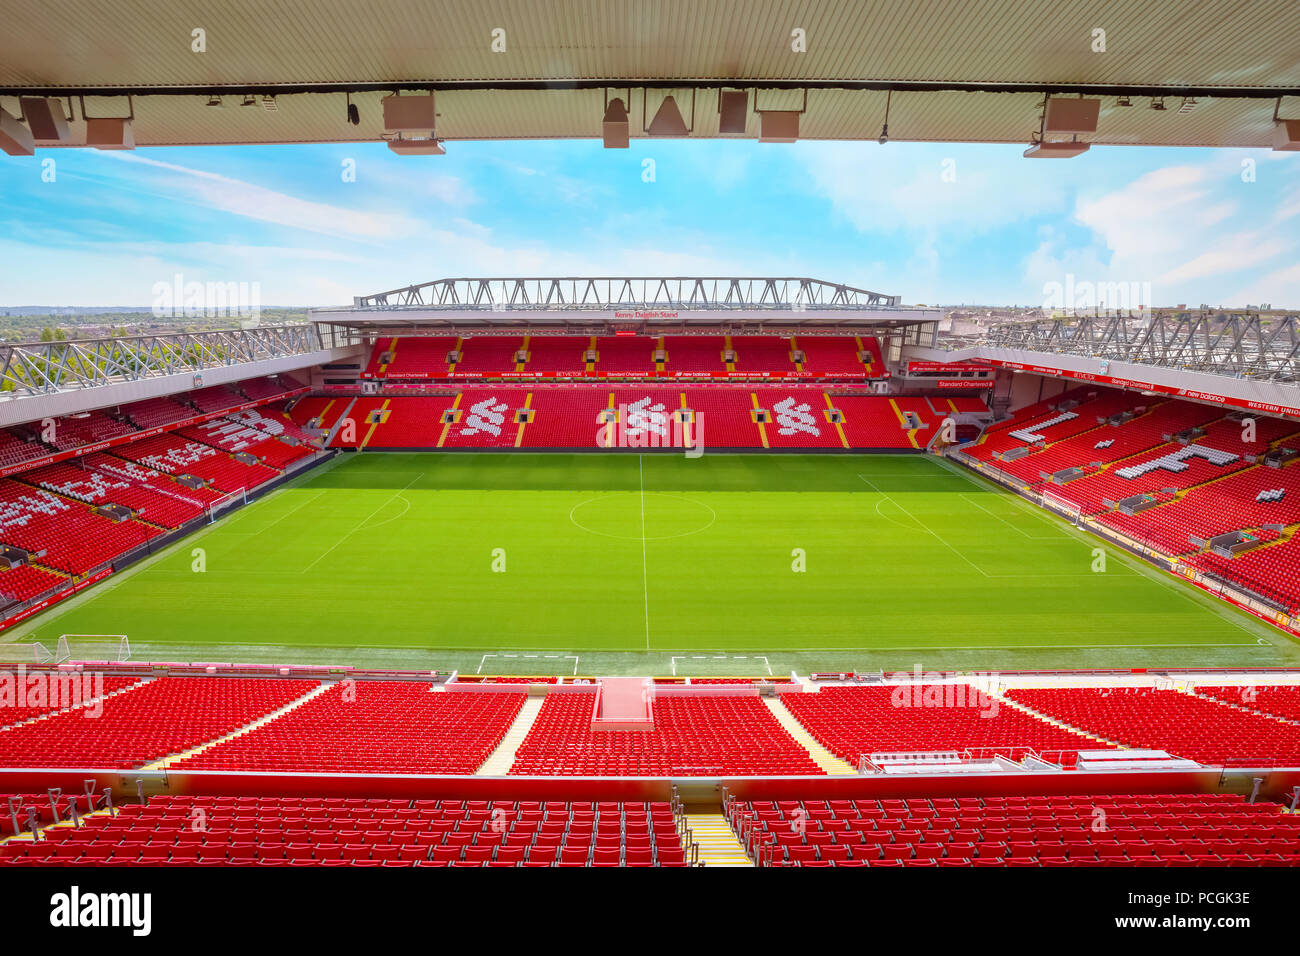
[98,152,423,240]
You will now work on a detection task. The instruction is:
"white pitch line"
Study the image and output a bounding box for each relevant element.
[639,454,650,652]
[858,474,992,579]
[300,472,423,573]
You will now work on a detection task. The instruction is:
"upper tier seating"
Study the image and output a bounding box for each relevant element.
[178,683,525,775]
[508,693,823,776]
[796,335,878,376]
[729,335,797,375]
[451,336,527,376]
[367,336,458,379]
[44,410,136,451]
[0,796,689,867]
[0,677,319,769]
[728,793,1300,866]
[780,685,1106,766]
[0,429,49,470]
[592,335,655,375]
[361,334,886,380]
[186,385,245,414]
[520,335,589,375]
[1006,687,1300,766]
[119,396,196,430]
[661,335,728,373]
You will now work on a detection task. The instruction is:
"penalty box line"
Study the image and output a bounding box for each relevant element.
[477,654,580,675]
[670,655,773,676]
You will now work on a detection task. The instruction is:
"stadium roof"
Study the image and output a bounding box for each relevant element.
[311,276,941,334]
[2,0,1298,149]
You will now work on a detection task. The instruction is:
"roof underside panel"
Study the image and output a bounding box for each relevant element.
[4,0,1300,89]
[1,1,1297,148]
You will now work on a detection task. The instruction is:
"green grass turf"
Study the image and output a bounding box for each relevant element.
[6,452,1297,675]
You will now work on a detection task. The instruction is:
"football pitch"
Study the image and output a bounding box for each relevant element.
[8,452,1296,675]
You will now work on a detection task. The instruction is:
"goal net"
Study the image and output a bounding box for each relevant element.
[0,641,53,664]
[208,488,248,523]
[58,634,130,662]
[1040,487,1083,524]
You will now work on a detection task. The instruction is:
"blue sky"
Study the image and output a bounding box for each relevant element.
[0,138,1296,308]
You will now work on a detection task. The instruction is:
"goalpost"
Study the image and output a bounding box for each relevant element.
[0,642,53,664]
[57,634,130,663]
[1039,487,1083,525]
[208,488,249,523]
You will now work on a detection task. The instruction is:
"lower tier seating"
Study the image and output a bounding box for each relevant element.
[0,796,689,866]
[310,387,956,450]
[1006,687,1300,766]
[0,677,319,769]
[727,793,1300,866]
[780,685,1106,766]
[1195,684,1300,723]
[0,672,142,727]
[0,478,161,575]
[178,683,525,774]
[508,693,823,776]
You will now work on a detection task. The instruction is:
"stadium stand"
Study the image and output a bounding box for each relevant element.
[0,563,67,606]
[508,693,823,776]
[1005,687,1300,766]
[24,461,203,529]
[177,682,525,774]
[43,411,135,451]
[451,336,526,377]
[0,672,141,727]
[0,479,161,574]
[727,793,1300,866]
[0,676,319,769]
[521,335,589,376]
[779,686,1108,766]
[1196,684,1300,723]
[320,387,938,450]
[0,796,689,866]
[115,433,280,493]
[360,333,889,381]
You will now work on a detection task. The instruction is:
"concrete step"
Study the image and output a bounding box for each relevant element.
[685,812,752,866]
[763,696,857,774]
[477,696,544,775]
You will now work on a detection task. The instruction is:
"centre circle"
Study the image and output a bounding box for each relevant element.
[569,493,717,541]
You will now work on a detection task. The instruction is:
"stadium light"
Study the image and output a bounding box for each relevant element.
[717,90,748,136]
[382,92,436,134]
[756,88,806,143]
[80,96,135,150]
[878,89,891,144]
[1274,119,1300,151]
[645,93,690,137]
[602,95,629,148]
[1023,140,1090,158]
[346,93,360,127]
[1043,97,1100,134]
[18,97,71,142]
[387,135,445,155]
[0,106,35,155]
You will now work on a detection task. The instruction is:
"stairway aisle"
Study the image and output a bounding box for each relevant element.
[477,696,544,775]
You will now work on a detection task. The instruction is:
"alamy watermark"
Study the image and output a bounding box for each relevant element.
[0,666,105,718]
[151,273,261,320]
